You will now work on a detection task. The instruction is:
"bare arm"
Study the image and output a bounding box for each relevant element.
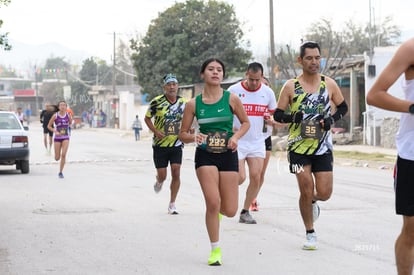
[144,116,154,131]
[228,93,250,151]
[68,113,73,127]
[367,38,414,112]
[47,114,56,133]
[144,115,165,139]
[326,77,345,106]
[276,80,294,111]
[318,77,348,130]
[178,99,196,144]
[273,80,303,123]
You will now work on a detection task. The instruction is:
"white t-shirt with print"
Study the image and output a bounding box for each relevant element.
[229,81,277,145]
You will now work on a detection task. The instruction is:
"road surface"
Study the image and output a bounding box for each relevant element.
[0,122,400,275]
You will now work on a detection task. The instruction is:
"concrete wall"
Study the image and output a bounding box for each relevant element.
[381,117,399,149]
[118,91,149,132]
[118,91,134,130]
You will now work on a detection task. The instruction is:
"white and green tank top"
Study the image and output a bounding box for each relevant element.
[195,90,234,137]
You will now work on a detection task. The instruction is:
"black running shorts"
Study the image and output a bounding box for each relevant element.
[395,156,414,216]
[194,147,238,172]
[265,136,272,151]
[152,146,183,168]
[288,150,333,174]
[43,126,53,137]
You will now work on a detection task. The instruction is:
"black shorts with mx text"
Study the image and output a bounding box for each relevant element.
[288,150,333,174]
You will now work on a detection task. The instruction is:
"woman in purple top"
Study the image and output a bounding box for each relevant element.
[47,100,72,178]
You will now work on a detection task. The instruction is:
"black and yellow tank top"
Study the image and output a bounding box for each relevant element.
[288,75,333,155]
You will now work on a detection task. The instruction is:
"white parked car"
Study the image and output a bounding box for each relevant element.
[0,111,30,174]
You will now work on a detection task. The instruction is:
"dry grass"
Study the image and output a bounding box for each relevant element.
[333,150,396,163]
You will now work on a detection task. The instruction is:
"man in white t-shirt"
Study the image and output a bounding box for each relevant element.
[229,62,277,224]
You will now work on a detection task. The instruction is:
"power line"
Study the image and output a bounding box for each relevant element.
[66,70,93,88]
[115,66,136,77]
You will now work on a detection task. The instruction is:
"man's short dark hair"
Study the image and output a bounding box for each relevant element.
[299,41,321,58]
[247,62,264,74]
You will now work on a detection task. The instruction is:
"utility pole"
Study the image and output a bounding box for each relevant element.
[112,32,116,96]
[34,65,39,115]
[269,0,276,88]
[368,0,373,65]
[96,61,99,85]
[110,32,116,128]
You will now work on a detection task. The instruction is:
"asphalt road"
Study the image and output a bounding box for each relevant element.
[0,122,401,275]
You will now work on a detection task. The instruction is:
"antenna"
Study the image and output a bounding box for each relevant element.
[368,0,373,65]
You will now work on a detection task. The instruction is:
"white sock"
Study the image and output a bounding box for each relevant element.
[211,242,219,250]
[155,176,164,184]
[169,202,175,208]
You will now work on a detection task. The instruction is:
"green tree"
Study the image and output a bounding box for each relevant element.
[130,0,252,99]
[274,17,401,79]
[38,57,71,104]
[78,57,112,86]
[364,15,401,49]
[66,57,114,114]
[78,58,98,86]
[0,65,17,77]
[67,80,93,115]
[40,81,66,105]
[0,0,11,51]
[306,16,400,56]
[43,56,70,80]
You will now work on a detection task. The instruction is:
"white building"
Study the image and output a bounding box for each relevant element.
[364,45,404,147]
[88,84,149,131]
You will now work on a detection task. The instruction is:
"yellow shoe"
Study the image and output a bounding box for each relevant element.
[218,213,223,222]
[208,247,222,266]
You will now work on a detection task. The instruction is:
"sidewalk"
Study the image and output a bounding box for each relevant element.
[11,122,401,275]
[83,125,398,156]
[334,144,397,156]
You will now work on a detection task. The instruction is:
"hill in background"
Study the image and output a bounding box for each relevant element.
[1,40,92,78]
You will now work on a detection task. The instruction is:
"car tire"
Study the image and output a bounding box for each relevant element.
[20,160,30,174]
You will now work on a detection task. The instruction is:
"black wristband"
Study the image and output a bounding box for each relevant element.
[331,100,348,122]
[274,108,293,123]
[409,104,414,114]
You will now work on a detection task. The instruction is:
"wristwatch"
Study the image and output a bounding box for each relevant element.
[409,104,414,114]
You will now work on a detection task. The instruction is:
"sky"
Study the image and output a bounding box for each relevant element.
[1,0,414,70]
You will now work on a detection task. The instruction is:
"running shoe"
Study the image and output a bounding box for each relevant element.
[239,211,257,224]
[153,180,163,193]
[303,232,318,250]
[312,202,320,222]
[208,247,222,266]
[168,205,178,215]
[58,172,64,179]
[249,199,259,212]
[218,213,223,222]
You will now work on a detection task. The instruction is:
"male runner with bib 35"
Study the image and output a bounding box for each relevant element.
[274,41,348,250]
